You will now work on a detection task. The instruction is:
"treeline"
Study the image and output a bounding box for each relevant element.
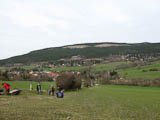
[0,43,160,65]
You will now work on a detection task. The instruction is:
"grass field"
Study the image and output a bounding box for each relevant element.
[91,62,129,72]
[0,81,160,120]
[52,66,86,72]
[21,64,37,70]
[118,61,160,80]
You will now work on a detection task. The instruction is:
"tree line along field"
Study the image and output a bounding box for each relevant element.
[0,81,160,120]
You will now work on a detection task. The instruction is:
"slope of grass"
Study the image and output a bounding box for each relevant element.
[91,61,129,71]
[21,64,37,70]
[0,81,160,120]
[118,62,160,80]
[52,66,86,72]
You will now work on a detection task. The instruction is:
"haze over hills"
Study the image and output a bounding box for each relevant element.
[0,42,160,65]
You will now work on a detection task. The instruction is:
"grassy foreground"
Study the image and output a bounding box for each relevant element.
[0,81,160,120]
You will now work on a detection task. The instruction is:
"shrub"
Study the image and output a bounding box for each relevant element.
[110,71,118,76]
[142,69,147,72]
[149,68,158,71]
[81,68,95,87]
[56,72,82,90]
[99,71,111,84]
[151,78,160,87]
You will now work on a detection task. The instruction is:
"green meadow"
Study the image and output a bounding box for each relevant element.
[52,66,86,72]
[91,61,129,71]
[118,61,160,80]
[0,81,160,120]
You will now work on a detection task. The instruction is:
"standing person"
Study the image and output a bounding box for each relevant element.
[49,85,55,96]
[30,83,32,91]
[37,82,41,95]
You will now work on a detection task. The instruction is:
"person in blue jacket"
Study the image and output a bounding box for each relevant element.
[56,89,64,98]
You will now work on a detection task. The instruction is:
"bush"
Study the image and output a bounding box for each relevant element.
[149,68,158,71]
[151,78,160,87]
[99,71,111,84]
[110,71,118,76]
[81,68,95,87]
[56,72,82,90]
[142,69,147,72]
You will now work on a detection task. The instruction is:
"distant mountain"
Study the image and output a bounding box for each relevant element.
[0,42,160,65]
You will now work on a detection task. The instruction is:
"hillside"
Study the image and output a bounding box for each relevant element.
[0,42,160,65]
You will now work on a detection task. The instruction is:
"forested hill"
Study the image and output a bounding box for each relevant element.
[0,42,160,65]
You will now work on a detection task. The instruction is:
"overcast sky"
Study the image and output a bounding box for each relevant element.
[0,0,160,60]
